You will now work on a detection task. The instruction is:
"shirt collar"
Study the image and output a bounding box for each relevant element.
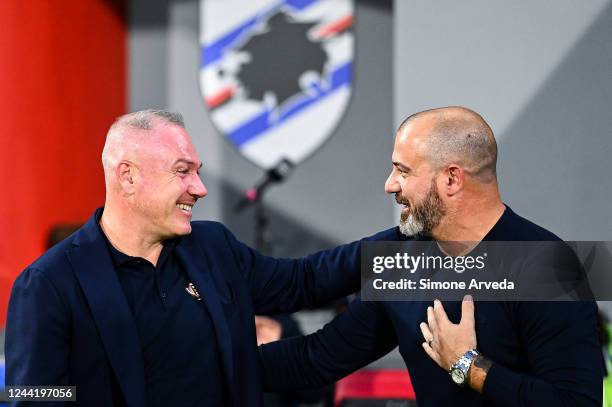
[95,208,182,268]
[411,204,512,242]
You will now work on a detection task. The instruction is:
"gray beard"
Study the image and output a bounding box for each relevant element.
[396,178,446,237]
[399,213,424,237]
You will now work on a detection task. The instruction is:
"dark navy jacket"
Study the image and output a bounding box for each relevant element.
[5,209,402,407]
[261,207,604,406]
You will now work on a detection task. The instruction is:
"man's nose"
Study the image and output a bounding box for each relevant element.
[385,173,399,194]
[190,175,208,198]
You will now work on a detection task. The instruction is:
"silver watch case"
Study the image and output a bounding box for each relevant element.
[449,349,479,386]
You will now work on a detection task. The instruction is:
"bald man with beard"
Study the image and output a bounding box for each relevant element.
[260,107,604,406]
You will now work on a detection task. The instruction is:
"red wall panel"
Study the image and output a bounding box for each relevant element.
[0,0,126,327]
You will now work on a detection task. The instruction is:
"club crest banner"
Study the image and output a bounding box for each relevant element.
[200,0,355,169]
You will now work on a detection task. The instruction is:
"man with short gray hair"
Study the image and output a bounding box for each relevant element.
[6,109,402,407]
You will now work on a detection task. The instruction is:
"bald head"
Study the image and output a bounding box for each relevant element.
[101,109,185,185]
[398,106,497,182]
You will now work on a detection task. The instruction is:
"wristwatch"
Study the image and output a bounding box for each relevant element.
[449,349,479,386]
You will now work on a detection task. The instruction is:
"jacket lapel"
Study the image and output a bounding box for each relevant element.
[67,212,146,407]
[175,238,236,403]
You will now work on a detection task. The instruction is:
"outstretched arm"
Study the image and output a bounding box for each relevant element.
[259,297,398,391]
[219,223,404,314]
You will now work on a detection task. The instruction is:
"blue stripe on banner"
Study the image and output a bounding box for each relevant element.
[203,16,261,67]
[202,0,319,68]
[227,62,352,147]
[285,0,319,10]
[228,111,272,147]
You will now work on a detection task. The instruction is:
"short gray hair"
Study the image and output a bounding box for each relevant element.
[101,109,185,178]
[399,107,497,182]
[110,109,184,131]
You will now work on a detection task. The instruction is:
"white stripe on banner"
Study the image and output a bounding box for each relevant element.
[200,0,280,44]
[240,86,350,168]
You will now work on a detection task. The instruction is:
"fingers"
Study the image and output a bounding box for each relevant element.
[427,300,450,335]
[422,298,477,371]
[427,306,438,333]
[460,294,475,328]
[420,322,433,343]
[433,299,450,325]
[421,326,439,365]
[422,339,439,363]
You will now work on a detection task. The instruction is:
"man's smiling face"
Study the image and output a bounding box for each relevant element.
[130,123,207,240]
[385,118,446,236]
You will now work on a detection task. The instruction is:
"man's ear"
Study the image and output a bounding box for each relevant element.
[443,164,464,195]
[116,161,137,194]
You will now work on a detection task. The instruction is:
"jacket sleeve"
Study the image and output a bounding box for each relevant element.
[220,223,404,314]
[5,267,71,407]
[259,297,398,391]
[482,301,603,406]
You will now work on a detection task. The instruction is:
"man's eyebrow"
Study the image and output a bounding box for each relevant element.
[393,161,411,172]
[173,159,203,169]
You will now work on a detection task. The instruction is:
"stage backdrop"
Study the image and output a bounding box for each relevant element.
[0,0,126,328]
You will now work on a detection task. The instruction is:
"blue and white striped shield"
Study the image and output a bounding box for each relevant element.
[200,0,355,169]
